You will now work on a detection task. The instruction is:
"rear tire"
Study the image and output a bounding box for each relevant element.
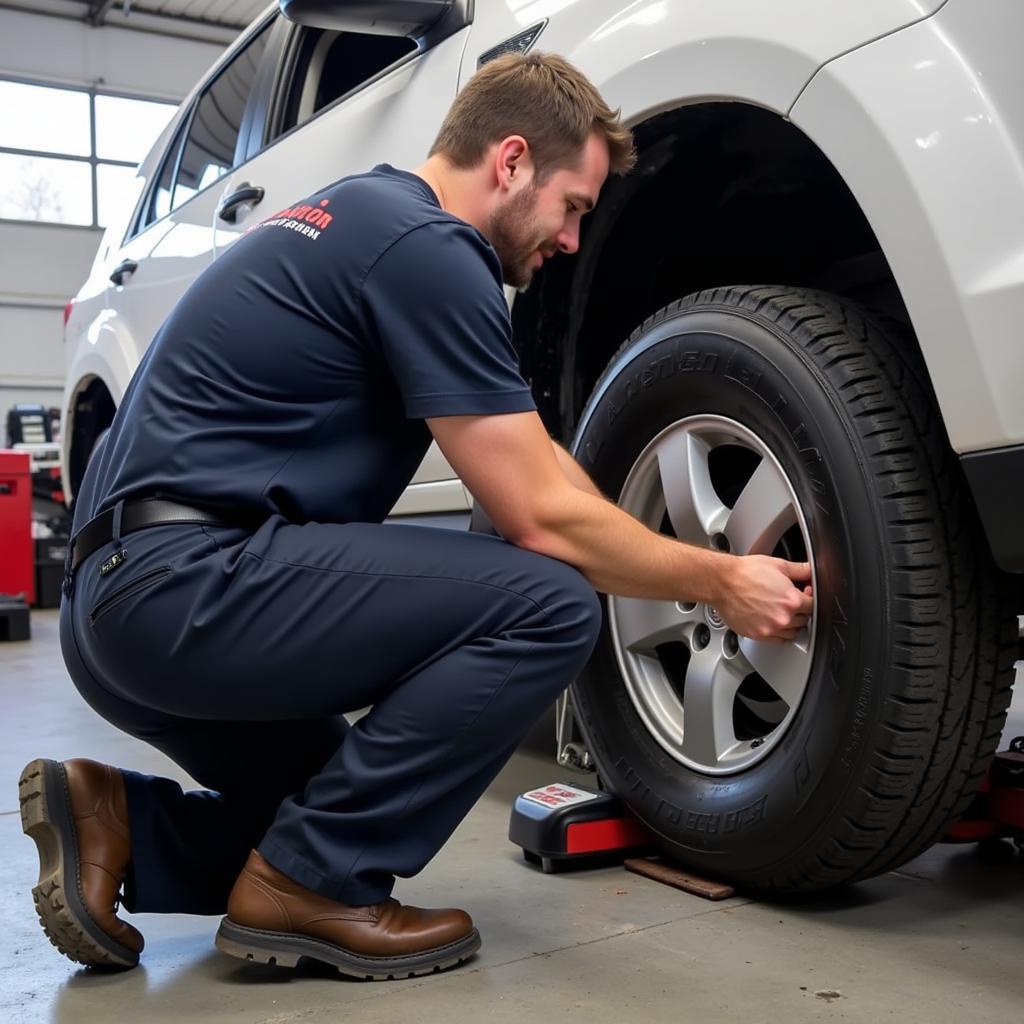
[571,286,1018,892]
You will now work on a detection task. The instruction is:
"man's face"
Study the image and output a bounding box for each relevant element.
[488,133,609,288]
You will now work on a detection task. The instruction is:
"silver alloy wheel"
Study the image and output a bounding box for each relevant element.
[608,414,817,775]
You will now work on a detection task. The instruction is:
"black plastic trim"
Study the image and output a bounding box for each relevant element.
[279,0,453,36]
[961,444,1024,573]
[477,19,547,68]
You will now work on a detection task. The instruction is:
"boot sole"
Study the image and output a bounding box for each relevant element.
[18,758,139,970]
[215,916,482,981]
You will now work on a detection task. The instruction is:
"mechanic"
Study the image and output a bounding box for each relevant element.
[23,52,812,980]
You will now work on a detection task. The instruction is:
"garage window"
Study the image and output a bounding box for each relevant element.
[0,78,176,228]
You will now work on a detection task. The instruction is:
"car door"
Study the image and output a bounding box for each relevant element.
[207,18,473,517]
[100,14,279,393]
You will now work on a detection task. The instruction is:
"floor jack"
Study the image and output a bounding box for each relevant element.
[943,737,1024,851]
[508,782,735,900]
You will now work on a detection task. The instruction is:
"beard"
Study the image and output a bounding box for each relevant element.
[487,185,549,289]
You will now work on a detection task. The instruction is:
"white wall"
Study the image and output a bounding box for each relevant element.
[0,8,228,101]
[0,8,231,430]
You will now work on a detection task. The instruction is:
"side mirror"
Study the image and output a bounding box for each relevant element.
[278,0,453,36]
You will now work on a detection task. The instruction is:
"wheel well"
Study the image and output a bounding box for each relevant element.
[512,102,910,442]
[68,377,115,499]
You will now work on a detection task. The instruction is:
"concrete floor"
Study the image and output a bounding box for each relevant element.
[2,610,1022,1023]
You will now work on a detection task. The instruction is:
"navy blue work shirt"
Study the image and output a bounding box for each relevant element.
[76,165,538,527]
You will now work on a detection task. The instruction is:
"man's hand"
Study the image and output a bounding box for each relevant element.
[714,556,813,643]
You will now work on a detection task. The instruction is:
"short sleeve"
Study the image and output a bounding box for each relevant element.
[361,219,538,419]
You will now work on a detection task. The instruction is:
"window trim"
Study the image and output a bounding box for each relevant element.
[128,104,192,241]
[0,73,177,230]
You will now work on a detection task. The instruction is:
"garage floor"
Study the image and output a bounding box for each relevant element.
[2,611,1022,1023]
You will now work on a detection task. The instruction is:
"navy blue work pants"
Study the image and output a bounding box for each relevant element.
[59,515,601,913]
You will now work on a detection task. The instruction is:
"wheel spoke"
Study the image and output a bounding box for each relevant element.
[680,648,744,766]
[737,635,812,707]
[724,456,797,556]
[656,430,728,543]
[612,596,696,654]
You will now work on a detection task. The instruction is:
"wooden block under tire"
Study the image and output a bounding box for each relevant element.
[624,857,735,900]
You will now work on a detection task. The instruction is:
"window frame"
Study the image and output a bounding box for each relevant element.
[0,73,176,230]
[255,22,422,157]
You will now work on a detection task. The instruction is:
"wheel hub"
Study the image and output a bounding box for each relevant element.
[608,414,817,776]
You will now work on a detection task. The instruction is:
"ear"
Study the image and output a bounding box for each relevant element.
[495,135,532,192]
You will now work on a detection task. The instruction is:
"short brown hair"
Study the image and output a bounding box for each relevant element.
[429,52,635,180]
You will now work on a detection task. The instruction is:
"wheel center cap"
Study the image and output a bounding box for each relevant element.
[705,606,725,629]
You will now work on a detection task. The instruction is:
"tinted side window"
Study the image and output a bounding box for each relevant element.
[137,21,273,232]
[147,122,186,225]
[276,30,416,140]
[172,24,272,210]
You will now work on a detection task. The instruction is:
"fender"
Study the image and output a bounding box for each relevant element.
[790,0,1024,454]
[463,1,945,117]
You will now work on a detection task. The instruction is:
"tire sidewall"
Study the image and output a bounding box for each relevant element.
[572,304,892,875]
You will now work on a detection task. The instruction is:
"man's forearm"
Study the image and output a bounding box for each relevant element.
[542,439,734,602]
[551,440,605,499]
[524,481,733,602]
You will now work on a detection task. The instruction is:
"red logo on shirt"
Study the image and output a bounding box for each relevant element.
[247,198,334,240]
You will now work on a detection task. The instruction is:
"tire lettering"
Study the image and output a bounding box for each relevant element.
[827,596,849,694]
[726,365,762,391]
[623,353,675,402]
[839,668,873,770]
[615,757,767,833]
[794,745,811,795]
[675,349,718,374]
[827,626,845,693]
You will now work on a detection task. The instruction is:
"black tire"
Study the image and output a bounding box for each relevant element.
[571,286,1018,893]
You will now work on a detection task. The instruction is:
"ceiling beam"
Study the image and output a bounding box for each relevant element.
[86,0,117,26]
[0,0,242,44]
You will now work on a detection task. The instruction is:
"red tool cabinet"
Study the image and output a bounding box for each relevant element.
[0,451,34,605]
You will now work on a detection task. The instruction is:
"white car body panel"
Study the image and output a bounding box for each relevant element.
[463,0,946,114]
[62,0,1023,516]
[790,0,1024,453]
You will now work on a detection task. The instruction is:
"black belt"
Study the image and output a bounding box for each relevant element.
[70,498,256,573]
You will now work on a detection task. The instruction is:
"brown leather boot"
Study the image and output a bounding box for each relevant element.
[19,758,143,969]
[216,850,480,980]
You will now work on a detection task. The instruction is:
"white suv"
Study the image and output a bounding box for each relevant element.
[63,0,1023,893]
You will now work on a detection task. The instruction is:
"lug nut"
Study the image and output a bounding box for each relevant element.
[692,623,711,651]
[724,631,739,657]
[711,533,730,552]
[678,601,697,613]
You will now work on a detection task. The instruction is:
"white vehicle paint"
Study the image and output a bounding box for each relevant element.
[64,0,1022,555]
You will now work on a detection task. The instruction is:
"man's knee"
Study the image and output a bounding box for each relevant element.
[537,559,603,657]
